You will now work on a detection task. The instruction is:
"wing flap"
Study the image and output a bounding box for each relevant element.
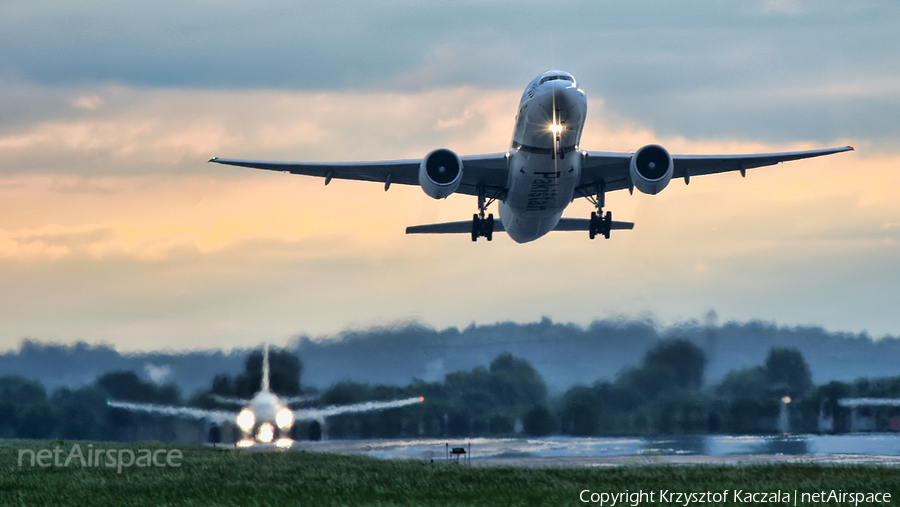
[578,152,633,194]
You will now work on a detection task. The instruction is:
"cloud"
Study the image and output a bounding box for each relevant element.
[0,1,897,351]
[144,363,172,384]
[761,0,806,15]
[0,81,895,352]
[4,2,897,150]
[0,85,522,178]
[72,95,104,111]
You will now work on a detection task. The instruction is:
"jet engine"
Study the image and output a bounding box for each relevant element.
[629,144,674,195]
[419,148,463,199]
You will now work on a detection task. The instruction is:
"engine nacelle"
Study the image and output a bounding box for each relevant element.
[629,144,674,195]
[418,148,463,199]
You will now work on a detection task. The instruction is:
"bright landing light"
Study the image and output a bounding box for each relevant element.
[549,123,563,135]
[276,408,294,429]
[236,409,255,431]
[257,422,274,443]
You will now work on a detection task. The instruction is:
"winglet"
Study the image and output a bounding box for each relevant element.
[208,157,219,163]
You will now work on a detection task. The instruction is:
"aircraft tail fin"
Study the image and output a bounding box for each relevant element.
[261,343,270,392]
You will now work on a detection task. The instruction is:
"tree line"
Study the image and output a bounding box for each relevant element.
[7,318,900,396]
[1,342,899,442]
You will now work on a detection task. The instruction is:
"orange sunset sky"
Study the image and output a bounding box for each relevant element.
[1,1,898,351]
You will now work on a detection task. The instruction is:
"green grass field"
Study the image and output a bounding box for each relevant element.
[2,439,899,506]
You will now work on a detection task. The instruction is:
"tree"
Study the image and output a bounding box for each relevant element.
[560,386,601,436]
[210,374,233,396]
[0,402,15,437]
[642,339,707,390]
[53,386,108,440]
[488,352,548,408]
[97,371,180,404]
[522,405,555,436]
[713,347,814,433]
[717,367,768,401]
[0,376,47,405]
[233,347,302,397]
[488,414,514,434]
[588,340,709,435]
[438,353,550,436]
[320,380,373,405]
[16,403,56,438]
[616,340,706,401]
[764,347,813,397]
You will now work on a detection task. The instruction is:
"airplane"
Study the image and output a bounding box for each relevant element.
[108,344,423,445]
[209,70,853,243]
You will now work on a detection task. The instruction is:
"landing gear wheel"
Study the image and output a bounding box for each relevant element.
[471,214,494,242]
[589,211,613,240]
[470,187,498,242]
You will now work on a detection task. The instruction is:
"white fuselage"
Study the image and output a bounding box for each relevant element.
[500,71,587,243]
[248,389,283,425]
[236,388,294,443]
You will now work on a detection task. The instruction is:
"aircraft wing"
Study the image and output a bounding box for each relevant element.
[285,394,318,405]
[211,146,851,202]
[210,394,251,406]
[209,154,510,198]
[293,396,423,421]
[577,146,854,195]
[108,400,236,425]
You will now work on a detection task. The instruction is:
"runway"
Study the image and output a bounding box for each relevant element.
[283,435,900,467]
[467,454,900,468]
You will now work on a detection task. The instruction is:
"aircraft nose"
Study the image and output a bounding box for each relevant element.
[549,81,580,108]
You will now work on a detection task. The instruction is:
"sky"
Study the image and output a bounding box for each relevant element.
[1,0,898,352]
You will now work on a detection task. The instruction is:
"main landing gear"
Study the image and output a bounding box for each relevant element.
[589,211,613,240]
[585,181,613,240]
[471,188,497,242]
[471,213,493,242]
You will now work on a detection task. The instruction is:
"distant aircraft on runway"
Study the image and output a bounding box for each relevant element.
[108,344,422,445]
[210,70,853,243]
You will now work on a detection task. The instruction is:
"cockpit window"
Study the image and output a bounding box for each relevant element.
[539,75,574,85]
